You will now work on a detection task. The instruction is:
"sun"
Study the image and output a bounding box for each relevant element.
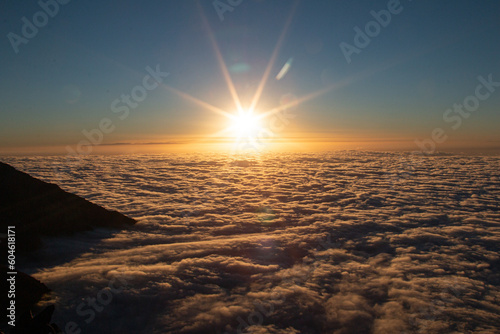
[228,110,263,139]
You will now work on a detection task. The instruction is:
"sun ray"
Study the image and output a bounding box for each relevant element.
[160,84,233,118]
[258,51,424,121]
[188,1,448,151]
[248,0,299,113]
[197,2,244,113]
[258,85,333,120]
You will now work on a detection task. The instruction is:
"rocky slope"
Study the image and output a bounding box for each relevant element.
[0,161,135,252]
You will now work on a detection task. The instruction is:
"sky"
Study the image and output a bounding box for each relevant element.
[0,0,499,154]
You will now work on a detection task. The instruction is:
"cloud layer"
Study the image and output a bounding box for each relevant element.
[5,152,500,333]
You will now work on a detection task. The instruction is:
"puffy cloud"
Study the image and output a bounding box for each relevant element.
[3,152,499,333]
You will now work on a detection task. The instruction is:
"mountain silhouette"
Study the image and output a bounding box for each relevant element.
[0,161,135,252]
[0,161,136,331]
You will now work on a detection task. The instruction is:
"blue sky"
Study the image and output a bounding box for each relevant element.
[0,0,499,153]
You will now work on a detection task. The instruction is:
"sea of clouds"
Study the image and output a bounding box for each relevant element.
[4,151,500,333]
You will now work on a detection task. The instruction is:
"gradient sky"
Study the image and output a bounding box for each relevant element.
[1,0,499,153]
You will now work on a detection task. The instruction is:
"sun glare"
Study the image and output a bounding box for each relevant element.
[228,110,263,139]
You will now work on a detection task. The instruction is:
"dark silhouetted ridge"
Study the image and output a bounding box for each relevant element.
[0,266,50,324]
[0,161,136,253]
